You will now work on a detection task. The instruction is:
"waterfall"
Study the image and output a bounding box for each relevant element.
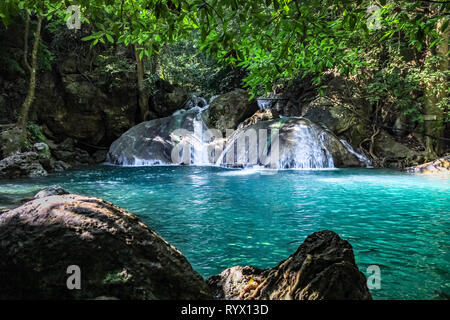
[280,121,335,169]
[108,98,365,169]
[339,139,372,167]
[215,118,340,169]
[186,97,211,165]
[257,99,273,110]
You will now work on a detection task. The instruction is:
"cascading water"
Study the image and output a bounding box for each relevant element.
[179,96,212,165]
[279,121,335,169]
[215,117,363,169]
[108,95,365,169]
[339,139,372,167]
[257,99,273,110]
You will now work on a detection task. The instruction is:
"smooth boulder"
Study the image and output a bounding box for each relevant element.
[207,230,372,300]
[107,108,207,165]
[0,194,211,299]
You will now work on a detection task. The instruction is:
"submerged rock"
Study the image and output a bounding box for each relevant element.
[405,155,450,174]
[0,194,211,299]
[207,230,372,300]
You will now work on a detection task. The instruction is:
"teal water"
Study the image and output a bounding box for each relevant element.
[0,165,449,300]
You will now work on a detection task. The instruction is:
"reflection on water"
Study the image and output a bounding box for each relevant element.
[0,165,449,300]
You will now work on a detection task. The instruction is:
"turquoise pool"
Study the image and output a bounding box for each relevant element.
[0,165,449,299]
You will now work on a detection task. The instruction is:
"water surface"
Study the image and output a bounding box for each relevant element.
[1,166,449,300]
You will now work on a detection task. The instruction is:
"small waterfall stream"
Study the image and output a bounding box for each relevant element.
[339,140,372,167]
[281,121,335,169]
[179,95,212,165]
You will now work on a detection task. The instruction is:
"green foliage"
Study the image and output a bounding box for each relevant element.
[23,123,46,152]
[102,270,130,285]
[0,0,448,134]
[26,123,45,143]
[96,51,136,89]
[193,0,449,97]
[38,40,55,71]
[159,39,243,97]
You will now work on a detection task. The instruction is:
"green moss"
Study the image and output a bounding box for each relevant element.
[102,270,131,285]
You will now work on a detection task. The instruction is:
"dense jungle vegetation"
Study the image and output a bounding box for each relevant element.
[0,0,448,165]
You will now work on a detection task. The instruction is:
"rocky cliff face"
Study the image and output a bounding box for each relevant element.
[0,20,139,148]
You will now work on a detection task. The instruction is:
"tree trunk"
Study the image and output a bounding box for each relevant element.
[17,14,42,141]
[134,44,149,122]
[423,18,448,158]
[23,11,32,74]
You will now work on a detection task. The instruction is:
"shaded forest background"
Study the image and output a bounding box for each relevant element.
[0,0,448,170]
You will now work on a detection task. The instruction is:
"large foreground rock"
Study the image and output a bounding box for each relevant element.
[0,194,211,299]
[203,89,258,134]
[207,230,372,300]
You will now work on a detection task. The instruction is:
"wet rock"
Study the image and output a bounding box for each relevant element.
[51,138,95,167]
[217,118,362,168]
[48,159,71,172]
[405,155,450,174]
[34,186,69,199]
[92,150,108,163]
[238,109,280,130]
[203,89,258,134]
[107,108,207,165]
[0,152,48,179]
[0,194,211,299]
[207,230,372,300]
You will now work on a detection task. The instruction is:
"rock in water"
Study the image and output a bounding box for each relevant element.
[207,230,372,300]
[0,194,211,299]
[107,108,208,165]
[0,152,48,179]
[405,155,450,174]
[34,185,69,199]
